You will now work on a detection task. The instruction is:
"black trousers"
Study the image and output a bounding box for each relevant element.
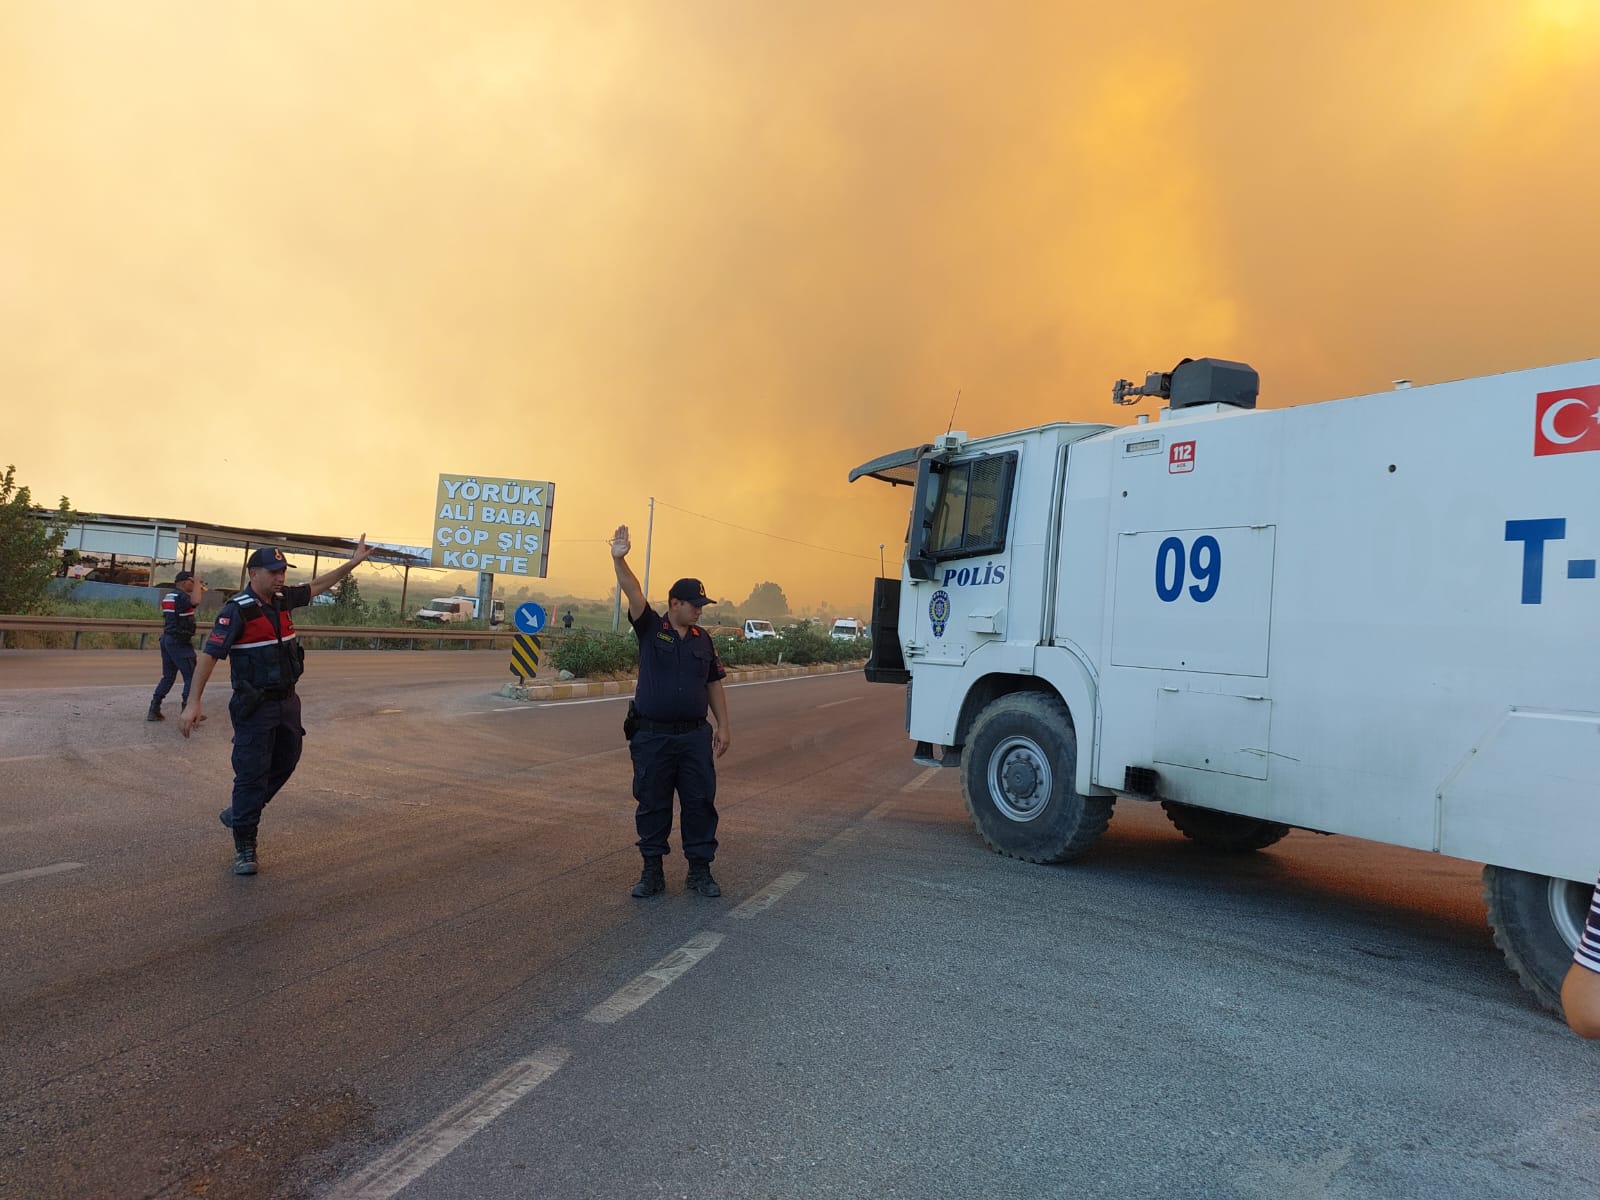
[223,694,304,831]
[630,724,718,863]
[152,636,196,705]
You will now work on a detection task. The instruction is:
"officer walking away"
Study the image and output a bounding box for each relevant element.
[148,570,205,721]
[179,538,375,875]
[563,609,574,630]
[612,524,731,898]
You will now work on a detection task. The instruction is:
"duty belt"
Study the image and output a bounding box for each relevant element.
[238,684,295,701]
[635,715,707,734]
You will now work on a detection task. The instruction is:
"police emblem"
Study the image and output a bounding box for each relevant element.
[929,589,950,638]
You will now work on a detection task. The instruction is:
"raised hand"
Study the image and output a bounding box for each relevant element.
[611,525,631,559]
[351,533,374,564]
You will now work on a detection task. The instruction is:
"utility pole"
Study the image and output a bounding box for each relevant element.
[642,497,655,608]
[879,543,885,578]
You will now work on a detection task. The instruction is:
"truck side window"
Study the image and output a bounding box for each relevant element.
[926,453,1017,559]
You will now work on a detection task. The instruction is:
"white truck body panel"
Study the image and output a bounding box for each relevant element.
[896,358,1600,884]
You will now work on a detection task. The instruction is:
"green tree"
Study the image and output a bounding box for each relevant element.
[741,581,790,620]
[334,573,367,617]
[0,465,74,613]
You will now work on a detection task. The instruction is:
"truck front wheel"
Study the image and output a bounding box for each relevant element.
[961,693,1113,864]
[1160,801,1290,852]
[1483,865,1593,1014]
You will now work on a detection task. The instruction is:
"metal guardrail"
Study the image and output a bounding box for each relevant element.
[0,614,520,651]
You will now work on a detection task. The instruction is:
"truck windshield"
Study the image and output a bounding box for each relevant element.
[423,602,451,612]
[749,622,773,632]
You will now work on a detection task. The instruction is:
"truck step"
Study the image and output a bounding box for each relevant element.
[913,741,963,769]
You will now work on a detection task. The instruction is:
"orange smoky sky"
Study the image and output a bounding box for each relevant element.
[4,1,1598,610]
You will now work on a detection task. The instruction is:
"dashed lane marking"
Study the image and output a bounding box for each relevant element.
[326,1046,570,1200]
[584,931,724,1025]
[732,871,808,919]
[900,767,940,792]
[0,862,85,886]
[817,697,862,710]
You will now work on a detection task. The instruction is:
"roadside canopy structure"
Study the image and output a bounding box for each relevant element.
[39,512,435,612]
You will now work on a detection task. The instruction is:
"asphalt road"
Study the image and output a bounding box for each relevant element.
[2,649,1596,1199]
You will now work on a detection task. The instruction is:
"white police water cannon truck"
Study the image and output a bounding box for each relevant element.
[850,355,1600,1012]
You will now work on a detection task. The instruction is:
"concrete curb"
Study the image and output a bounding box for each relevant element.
[496,659,866,702]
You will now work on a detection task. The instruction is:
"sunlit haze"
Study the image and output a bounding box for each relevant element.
[5,1,1598,609]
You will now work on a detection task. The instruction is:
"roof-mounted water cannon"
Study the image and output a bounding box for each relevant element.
[1112,357,1260,411]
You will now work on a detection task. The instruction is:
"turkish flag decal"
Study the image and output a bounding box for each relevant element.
[1535,384,1600,456]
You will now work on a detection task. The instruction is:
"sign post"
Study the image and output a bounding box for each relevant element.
[510,602,547,682]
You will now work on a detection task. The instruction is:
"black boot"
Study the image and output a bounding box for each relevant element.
[147,700,164,722]
[630,857,665,898]
[232,828,258,876]
[685,861,721,898]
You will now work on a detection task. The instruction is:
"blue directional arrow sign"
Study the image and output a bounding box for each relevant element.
[514,602,547,635]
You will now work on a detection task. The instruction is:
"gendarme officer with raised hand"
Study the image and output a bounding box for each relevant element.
[180,539,374,875]
[612,524,731,899]
[147,570,205,722]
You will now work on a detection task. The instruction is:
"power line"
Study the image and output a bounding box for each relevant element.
[654,499,877,562]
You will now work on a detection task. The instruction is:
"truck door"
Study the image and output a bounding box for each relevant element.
[904,450,1020,669]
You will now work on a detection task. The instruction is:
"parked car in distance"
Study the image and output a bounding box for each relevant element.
[414,596,506,624]
[829,618,864,640]
[743,619,781,640]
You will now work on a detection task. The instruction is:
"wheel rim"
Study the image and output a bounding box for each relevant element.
[987,735,1053,823]
[1548,876,1594,952]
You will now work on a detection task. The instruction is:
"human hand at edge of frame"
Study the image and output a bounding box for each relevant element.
[713,725,730,758]
[179,703,206,738]
[611,525,631,559]
[350,533,374,564]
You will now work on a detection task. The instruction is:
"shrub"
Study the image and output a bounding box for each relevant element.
[548,629,638,677]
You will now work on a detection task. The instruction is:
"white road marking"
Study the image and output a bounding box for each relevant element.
[814,797,901,859]
[0,862,85,886]
[584,931,724,1025]
[900,767,940,792]
[0,746,158,765]
[326,1046,570,1200]
[817,697,862,710]
[725,673,854,691]
[468,672,859,712]
[732,871,808,920]
[536,695,631,708]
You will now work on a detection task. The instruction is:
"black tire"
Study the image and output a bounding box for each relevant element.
[1160,801,1291,853]
[960,693,1113,864]
[1483,865,1594,1014]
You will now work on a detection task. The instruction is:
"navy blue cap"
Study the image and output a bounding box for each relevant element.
[669,578,713,606]
[247,546,294,570]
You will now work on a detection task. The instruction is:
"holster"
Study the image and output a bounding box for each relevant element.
[623,700,639,743]
[235,679,265,720]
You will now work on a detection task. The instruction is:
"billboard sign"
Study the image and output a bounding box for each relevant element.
[432,473,555,577]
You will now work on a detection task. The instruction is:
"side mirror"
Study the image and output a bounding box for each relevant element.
[907,456,939,581]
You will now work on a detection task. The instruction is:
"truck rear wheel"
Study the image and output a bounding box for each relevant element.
[1483,865,1593,1013]
[960,693,1112,864]
[1160,801,1290,852]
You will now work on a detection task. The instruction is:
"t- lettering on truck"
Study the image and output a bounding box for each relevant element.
[850,356,1600,1011]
